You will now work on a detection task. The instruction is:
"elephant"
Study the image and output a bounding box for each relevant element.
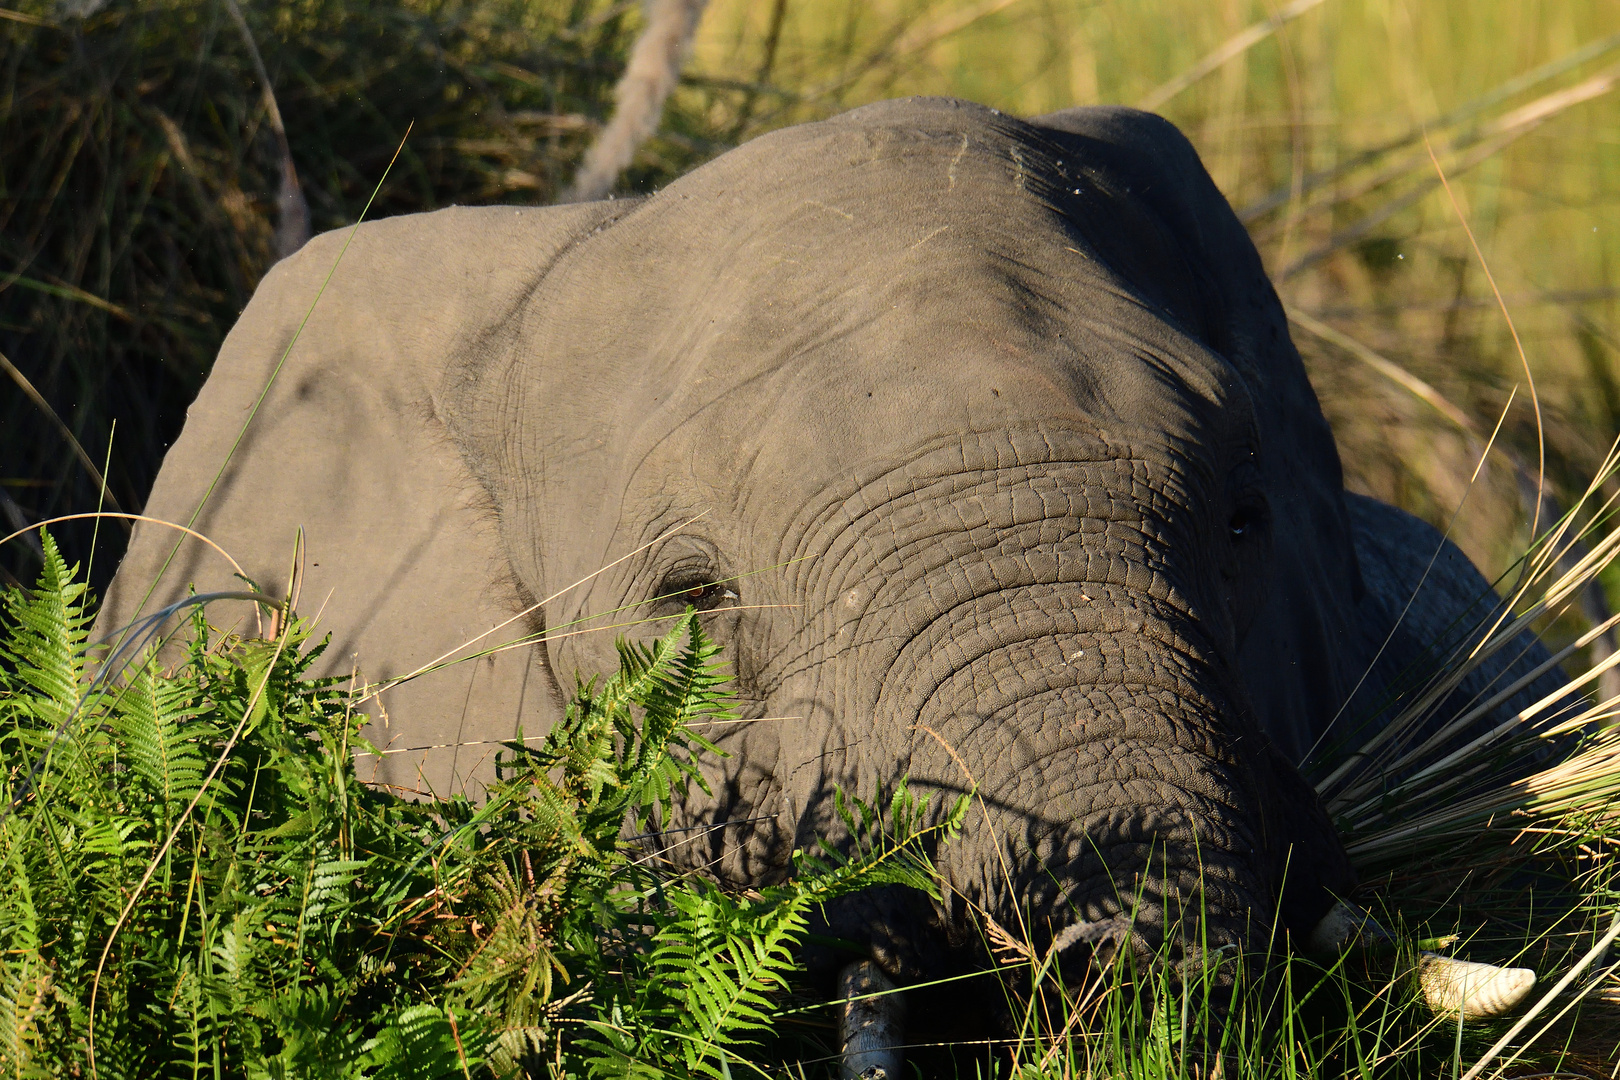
[102,97,1567,1046]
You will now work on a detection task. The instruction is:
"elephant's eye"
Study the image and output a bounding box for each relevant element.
[682,581,737,608]
[654,573,738,612]
[1228,508,1258,539]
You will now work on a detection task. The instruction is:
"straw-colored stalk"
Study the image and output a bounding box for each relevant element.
[1326,434,1620,868]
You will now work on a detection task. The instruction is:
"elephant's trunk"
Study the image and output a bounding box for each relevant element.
[890,584,1282,962]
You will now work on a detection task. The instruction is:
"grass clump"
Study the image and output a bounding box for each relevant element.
[0,532,962,1078]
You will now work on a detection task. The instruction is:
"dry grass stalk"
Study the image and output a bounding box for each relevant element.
[1327,437,1620,871]
[220,0,309,259]
[1135,0,1327,112]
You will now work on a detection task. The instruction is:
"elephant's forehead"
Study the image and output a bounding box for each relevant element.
[530,107,1242,490]
[640,308,1232,499]
[530,101,1224,366]
[610,251,1238,511]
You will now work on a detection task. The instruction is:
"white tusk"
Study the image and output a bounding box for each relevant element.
[1306,898,1393,955]
[838,960,906,1080]
[1418,952,1537,1020]
[1308,901,1536,1020]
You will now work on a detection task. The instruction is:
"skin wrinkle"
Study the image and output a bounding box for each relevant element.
[885,602,1238,768]
[590,300,905,578]
[1000,683,1231,759]
[444,204,649,537]
[745,424,1237,725]
[767,496,1161,685]
[826,552,1199,688]
[959,793,1261,945]
[888,587,1228,709]
[809,490,1200,636]
[778,426,1141,578]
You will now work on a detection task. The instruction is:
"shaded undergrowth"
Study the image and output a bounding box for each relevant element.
[0,533,964,1077]
[7,522,1620,1077]
[0,0,711,592]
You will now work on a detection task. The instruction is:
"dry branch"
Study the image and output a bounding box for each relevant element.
[562,0,711,203]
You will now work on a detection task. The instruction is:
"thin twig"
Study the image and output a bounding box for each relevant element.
[0,348,127,527]
[1136,0,1326,111]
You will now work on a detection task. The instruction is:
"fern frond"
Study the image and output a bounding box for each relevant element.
[610,779,965,1076]
[110,654,210,831]
[359,1003,489,1078]
[0,531,94,717]
[621,611,728,830]
[0,860,56,1079]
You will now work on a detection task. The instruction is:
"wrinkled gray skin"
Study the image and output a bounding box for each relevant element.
[103,99,1565,985]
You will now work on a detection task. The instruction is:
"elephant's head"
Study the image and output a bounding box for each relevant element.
[105,99,1366,977]
[444,99,1361,966]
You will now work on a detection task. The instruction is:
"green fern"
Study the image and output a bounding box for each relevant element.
[1,541,963,1078]
[109,656,211,835]
[0,861,52,1080]
[588,781,968,1078]
[0,532,90,716]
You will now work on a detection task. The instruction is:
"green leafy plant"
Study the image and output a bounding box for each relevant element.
[0,533,964,1078]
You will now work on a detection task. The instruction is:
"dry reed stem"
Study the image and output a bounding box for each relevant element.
[1259,59,1620,237]
[1349,438,1620,765]
[1238,33,1620,223]
[1136,0,1326,112]
[1424,130,1546,540]
[1285,306,1477,431]
[221,0,309,258]
[0,511,247,581]
[1304,384,1522,775]
[562,0,710,203]
[1269,64,1620,278]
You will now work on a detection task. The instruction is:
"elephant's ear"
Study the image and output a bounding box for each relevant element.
[99,202,628,798]
[1030,106,1363,764]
